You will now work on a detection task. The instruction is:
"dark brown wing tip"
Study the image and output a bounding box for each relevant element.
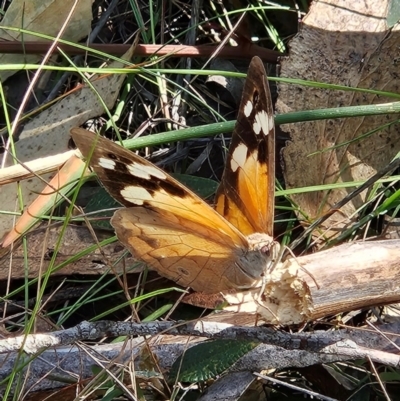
[249,56,266,75]
[70,127,100,157]
[249,56,263,67]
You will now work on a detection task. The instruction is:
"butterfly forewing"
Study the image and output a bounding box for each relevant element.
[215,57,275,237]
[71,128,246,250]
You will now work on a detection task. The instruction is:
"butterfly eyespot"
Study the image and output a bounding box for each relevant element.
[142,237,159,249]
[176,266,190,277]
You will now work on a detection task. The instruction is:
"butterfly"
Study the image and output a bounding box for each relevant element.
[71,56,279,294]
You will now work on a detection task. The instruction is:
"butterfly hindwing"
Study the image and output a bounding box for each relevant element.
[111,207,261,292]
[215,57,275,237]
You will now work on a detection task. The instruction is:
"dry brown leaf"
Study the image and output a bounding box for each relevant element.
[0,223,136,280]
[277,0,400,242]
[0,46,135,239]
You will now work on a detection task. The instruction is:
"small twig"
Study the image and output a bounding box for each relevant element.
[0,42,282,63]
[254,372,338,401]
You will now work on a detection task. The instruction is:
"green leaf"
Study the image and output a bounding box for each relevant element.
[169,339,258,383]
[171,173,218,199]
[84,187,121,230]
[101,387,123,401]
[378,371,400,382]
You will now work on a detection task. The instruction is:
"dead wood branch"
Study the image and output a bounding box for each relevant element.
[1,319,400,360]
[227,239,400,325]
[1,320,399,395]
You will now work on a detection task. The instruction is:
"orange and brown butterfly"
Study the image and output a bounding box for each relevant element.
[71,56,279,294]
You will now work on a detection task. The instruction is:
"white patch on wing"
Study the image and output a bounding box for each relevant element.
[253,110,269,136]
[231,143,248,172]
[127,162,167,180]
[121,186,153,205]
[268,114,274,132]
[244,100,253,117]
[99,158,116,170]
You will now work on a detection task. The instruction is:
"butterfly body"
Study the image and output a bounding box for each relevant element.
[71,56,278,294]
